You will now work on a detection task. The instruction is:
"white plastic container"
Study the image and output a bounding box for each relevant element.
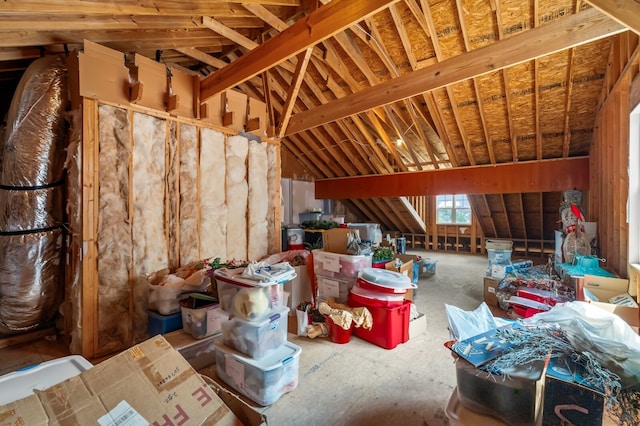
[312,250,372,279]
[215,340,301,406]
[0,355,93,405]
[485,239,513,251]
[221,306,289,359]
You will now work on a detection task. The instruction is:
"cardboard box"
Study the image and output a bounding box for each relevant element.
[483,277,500,307]
[322,228,359,255]
[581,275,639,328]
[0,335,238,425]
[409,312,427,338]
[385,254,415,300]
[198,366,268,426]
[543,357,604,426]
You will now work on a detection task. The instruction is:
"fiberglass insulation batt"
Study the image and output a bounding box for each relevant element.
[0,55,68,333]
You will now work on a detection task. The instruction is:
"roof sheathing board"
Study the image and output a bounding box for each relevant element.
[567,39,610,156]
[430,0,465,60]
[433,88,469,165]
[454,79,491,165]
[475,72,512,163]
[537,49,571,159]
[504,62,536,162]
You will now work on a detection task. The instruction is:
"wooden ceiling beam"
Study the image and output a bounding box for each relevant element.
[200,0,400,100]
[314,156,589,199]
[0,29,229,49]
[0,1,296,15]
[286,7,626,135]
[586,0,640,35]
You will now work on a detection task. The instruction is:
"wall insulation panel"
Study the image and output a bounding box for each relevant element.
[97,104,133,353]
[225,135,249,261]
[200,128,227,261]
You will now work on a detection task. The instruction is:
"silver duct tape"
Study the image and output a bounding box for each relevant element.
[0,186,64,231]
[0,228,65,333]
[1,55,69,187]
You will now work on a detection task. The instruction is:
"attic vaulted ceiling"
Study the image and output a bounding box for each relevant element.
[0,0,637,243]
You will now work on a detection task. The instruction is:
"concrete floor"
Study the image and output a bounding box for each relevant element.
[0,250,502,425]
[250,250,494,426]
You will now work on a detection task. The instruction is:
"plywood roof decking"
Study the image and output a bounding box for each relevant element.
[0,0,637,244]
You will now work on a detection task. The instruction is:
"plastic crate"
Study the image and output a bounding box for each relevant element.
[220,307,289,359]
[487,249,512,264]
[215,340,301,406]
[348,295,411,349]
[179,294,223,339]
[312,250,372,279]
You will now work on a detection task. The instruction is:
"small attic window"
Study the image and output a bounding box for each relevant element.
[436,194,472,225]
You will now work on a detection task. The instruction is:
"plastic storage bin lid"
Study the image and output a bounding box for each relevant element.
[215,340,301,371]
[313,249,370,262]
[227,306,289,326]
[214,264,296,288]
[359,268,416,290]
[351,283,406,302]
[0,355,93,405]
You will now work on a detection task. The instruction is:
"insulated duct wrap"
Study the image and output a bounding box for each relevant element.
[0,187,64,232]
[1,56,68,187]
[0,55,68,333]
[0,230,65,333]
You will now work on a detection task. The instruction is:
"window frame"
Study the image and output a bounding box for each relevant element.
[436,194,472,225]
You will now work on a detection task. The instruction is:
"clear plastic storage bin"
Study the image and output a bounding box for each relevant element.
[215,340,301,406]
[221,306,289,359]
[312,250,372,279]
[317,275,356,304]
[215,278,285,322]
[455,358,544,426]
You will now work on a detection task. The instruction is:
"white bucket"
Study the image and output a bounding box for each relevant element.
[286,228,305,250]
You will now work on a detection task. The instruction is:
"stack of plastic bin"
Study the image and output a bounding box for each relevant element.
[348,268,414,349]
[312,249,372,304]
[212,267,302,406]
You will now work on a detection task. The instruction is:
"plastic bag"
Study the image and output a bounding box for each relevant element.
[445,302,497,341]
[524,301,640,386]
[296,307,309,336]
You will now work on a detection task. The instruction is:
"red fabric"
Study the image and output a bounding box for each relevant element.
[570,203,584,222]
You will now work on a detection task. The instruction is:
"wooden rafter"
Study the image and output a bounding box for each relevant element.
[285,7,625,135]
[200,0,400,100]
[519,194,528,241]
[202,16,258,50]
[242,3,290,32]
[500,194,512,239]
[586,0,640,35]
[277,48,312,138]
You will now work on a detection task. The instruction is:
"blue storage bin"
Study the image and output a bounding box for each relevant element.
[148,310,183,336]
